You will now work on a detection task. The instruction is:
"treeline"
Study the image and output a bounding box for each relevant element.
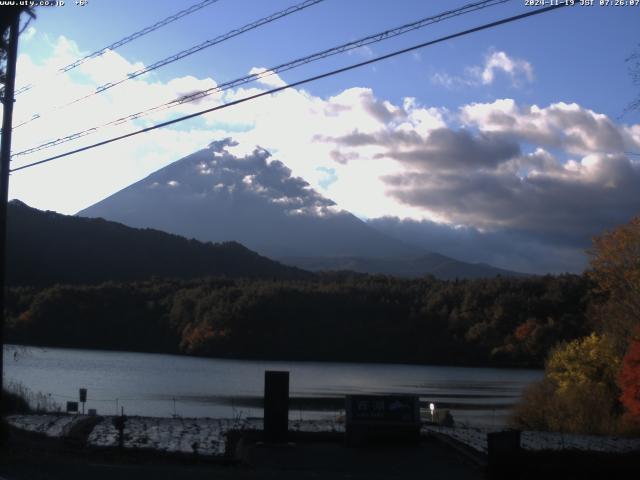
[5,273,592,368]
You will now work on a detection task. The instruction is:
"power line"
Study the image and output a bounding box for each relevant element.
[14,0,225,96]
[78,0,325,100]
[12,0,508,157]
[13,0,324,129]
[10,2,571,174]
[11,0,510,159]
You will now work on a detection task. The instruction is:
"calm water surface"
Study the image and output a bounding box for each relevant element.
[3,345,542,427]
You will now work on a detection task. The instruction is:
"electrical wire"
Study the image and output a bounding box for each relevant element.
[10,2,571,173]
[14,0,225,95]
[11,0,510,159]
[12,0,324,130]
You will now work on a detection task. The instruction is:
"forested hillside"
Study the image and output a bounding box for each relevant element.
[6,200,309,285]
[5,274,592,368]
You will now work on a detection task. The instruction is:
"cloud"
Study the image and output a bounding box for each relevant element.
[308,93,639,272]
[167,138,336,213]
[9,35,226,213]
[12,34,433,219]
[372,114,640,270]
[248,67,287,88]
[478,51,533,85]
[330,128,521,171]
[430,71,473,89]
[431,50,533,89]
[383,152,640,241]
[461,99,637,155]
[22,26,36,42]
[204,85,443,219]
[12,35,221,144]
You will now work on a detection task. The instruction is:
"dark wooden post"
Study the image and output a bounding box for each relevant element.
[264,370,289,443]
[112,413,127,449]
[79,388,87,414]
[0,9,21,422]
[487,430,522,478]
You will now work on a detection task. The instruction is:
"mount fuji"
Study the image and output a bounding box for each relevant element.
[78,139,522,279]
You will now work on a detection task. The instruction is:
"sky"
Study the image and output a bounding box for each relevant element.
[3,0,640,274]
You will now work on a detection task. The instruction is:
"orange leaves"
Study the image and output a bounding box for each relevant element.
[514,318,537,341]
[619,331,640,420]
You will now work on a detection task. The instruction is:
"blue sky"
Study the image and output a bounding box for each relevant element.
[5,0,640,273]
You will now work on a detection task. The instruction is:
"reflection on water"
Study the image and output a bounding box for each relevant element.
[3,344,542,426]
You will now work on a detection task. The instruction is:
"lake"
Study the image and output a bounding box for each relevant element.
[3,344,542,427]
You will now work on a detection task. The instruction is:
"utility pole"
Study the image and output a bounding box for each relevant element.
[0,9,21,414]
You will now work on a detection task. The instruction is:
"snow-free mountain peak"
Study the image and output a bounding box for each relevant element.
[79,138,524,278]
[78,138,418,258]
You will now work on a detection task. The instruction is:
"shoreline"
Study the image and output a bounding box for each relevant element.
[5,413,640,458]
[3,343,545,371]
[4,414,640,480]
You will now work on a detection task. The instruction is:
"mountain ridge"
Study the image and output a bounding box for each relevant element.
[77,139,422,259]
[279,253,526,280]
[6,199,309,286]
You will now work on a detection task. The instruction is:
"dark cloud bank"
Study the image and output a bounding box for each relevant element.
[325,100,640,274]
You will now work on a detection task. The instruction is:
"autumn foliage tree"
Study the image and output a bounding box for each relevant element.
[619,329,640,426]
[546,333,620,393]
[512,333,621,434]
[513,215,640,434]
[588,215,640,354]
[588,215,640,428]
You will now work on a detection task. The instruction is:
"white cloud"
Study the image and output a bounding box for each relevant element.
[22,26,36,42]
[430,72,466,89]
[479,51,533,85]
[460,99,639,155]
[431,50,533,89]
[13,36,220,130]
[248,67,287,88]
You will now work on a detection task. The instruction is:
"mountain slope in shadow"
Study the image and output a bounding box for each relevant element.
[78,138,524,279]
[280,253,525,279]
[7,199,309,286]
[78,139,421,259]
